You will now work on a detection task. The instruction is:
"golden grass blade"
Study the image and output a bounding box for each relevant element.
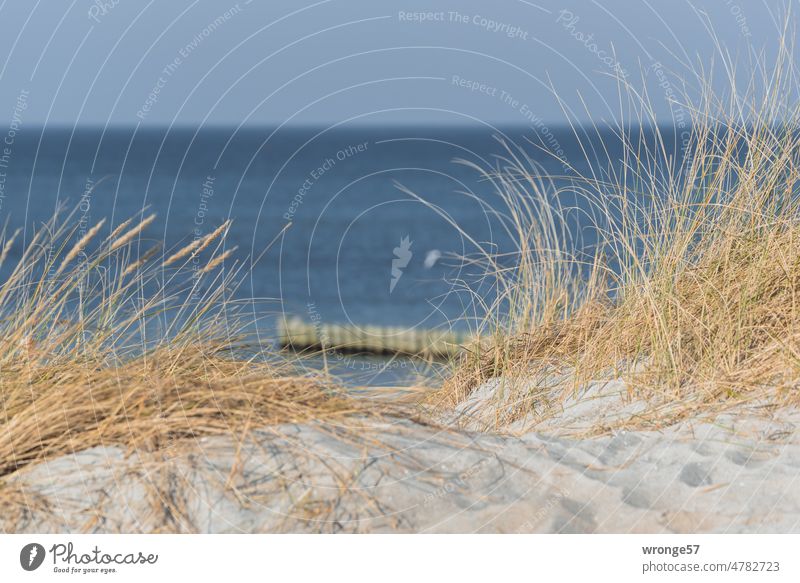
[0,227,21,269]
[110,213,156,251]
[199,246,238,274]
[193,220,231,257]
[163,220,230,267]
[54,219,106,276]
[122,244,161,277]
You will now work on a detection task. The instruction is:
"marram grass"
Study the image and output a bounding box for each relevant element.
[0,210,373,480]
[433,36,800,433]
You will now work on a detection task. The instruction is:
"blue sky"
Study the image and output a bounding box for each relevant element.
[0,0,790,127]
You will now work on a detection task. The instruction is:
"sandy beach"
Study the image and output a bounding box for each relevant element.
[7,377,798,534]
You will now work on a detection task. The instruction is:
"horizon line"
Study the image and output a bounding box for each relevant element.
[10,120,700,132]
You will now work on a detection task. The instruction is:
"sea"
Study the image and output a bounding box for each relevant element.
[0,125,679,383]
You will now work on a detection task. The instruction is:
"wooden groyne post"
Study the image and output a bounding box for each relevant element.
[277,317,468,359]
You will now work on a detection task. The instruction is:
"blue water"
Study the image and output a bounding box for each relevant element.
[0,125,654,349]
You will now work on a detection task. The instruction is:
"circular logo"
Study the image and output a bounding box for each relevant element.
[19,543,45,571]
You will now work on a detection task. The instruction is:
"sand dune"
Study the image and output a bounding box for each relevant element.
[6,386,799,533]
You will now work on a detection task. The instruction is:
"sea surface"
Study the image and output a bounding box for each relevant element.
[0,125,676,382]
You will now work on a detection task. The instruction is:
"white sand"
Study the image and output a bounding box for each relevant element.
[4,381,800,533]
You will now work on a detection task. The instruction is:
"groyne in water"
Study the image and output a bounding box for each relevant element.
[277,317,468,359]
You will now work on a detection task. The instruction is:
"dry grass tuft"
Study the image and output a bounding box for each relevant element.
[0,347,363,477]
[433,29,800,432]
[0,212,372,482]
